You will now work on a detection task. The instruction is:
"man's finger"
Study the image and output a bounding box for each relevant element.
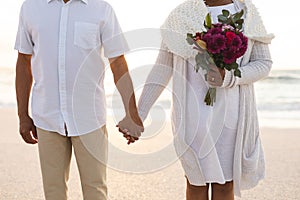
[128,137,135,145]
[21,131,38,144]
[32,126,38,140]
[133,136,139,141]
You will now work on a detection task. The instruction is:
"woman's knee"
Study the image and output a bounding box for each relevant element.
[186,179,209,192]
[212,181,234,194]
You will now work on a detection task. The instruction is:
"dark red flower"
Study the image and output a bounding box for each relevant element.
[203,33,226,54]
[223,48,237,64]
[231,36,242,49]
[236,33,248,57]
[207,26,222,35]
[225,31,236,45]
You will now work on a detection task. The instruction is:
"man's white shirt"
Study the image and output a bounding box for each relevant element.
[15,0,129,136]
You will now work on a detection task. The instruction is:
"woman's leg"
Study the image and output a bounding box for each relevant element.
[211,181,234,200]
[186,178,209,200]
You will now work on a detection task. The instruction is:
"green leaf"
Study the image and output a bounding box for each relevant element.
[239,9,244,18]
[196,53,202,64]
[234,69,241,77]
[236,23,243,30]
[236,19,244,25]
[233,9,244,22]
[218,15,228,23]
[230,62,239,70]
[195,64,200,72]
[205,13,212,28]
[203,21,208,29]
[222,9,230,17]
[186,37,194,45]
[208,56,215,65]
[225,62,238,71]
[229,16,236,24]
[187,33,193,38]
[229,18,238,28]
[227,18,233,25]
[195,53,210,71]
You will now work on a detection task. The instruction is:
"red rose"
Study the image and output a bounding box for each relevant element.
[226,31,236,44]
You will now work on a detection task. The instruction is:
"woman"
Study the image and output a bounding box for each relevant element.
[137,0,274,199]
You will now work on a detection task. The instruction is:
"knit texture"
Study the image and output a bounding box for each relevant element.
[138,0,274,197]
[160,0,275,59]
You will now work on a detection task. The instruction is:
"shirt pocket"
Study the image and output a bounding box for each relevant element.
[74,22,100,50]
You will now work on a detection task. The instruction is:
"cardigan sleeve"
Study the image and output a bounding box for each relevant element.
[221,41,273,88]
[138,46,174,121]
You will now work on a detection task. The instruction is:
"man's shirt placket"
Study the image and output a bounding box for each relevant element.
[58,2,70,134]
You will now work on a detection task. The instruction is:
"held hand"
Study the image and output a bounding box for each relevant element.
[117,114,144,145]
[206,64,225,87]
[19,116,38,144]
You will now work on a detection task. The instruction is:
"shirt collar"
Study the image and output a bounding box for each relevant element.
[47,0,88,4]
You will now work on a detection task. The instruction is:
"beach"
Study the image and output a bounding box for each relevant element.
[0,108,299,200]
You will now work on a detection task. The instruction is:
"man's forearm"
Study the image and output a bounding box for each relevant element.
[15,53,33,120]
[109,56,139,118]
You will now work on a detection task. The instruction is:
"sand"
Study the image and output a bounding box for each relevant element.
[0,108,299,200]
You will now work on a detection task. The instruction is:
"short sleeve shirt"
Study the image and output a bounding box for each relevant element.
[14,0,129,136]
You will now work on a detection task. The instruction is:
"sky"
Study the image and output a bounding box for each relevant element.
[0,0,299,69]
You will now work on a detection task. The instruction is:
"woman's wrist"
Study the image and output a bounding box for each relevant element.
[221,70,233,88]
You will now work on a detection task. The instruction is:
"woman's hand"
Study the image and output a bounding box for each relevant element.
[206,64,225,87]
[117,113,144,145]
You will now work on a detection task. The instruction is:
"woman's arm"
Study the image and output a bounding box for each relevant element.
[138,46,174,121]
[222,41,273,88]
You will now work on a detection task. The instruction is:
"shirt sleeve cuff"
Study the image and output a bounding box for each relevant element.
[14,46,33,55]
[221,70,233,88]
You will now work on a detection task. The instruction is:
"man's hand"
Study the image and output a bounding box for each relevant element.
[117,113,144,145]
[19,115,38,144]
[206,64,225,87]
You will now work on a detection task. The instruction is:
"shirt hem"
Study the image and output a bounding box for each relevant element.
[70,123,107,137]
[34,121,107,137]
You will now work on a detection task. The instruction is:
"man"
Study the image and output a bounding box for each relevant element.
[15,0,143,199]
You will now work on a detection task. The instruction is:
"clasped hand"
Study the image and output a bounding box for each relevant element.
[117,114,144,145]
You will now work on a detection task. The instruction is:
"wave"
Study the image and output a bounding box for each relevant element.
[264,70,300,81]
[265,75,300,81]
[0,102,16,108]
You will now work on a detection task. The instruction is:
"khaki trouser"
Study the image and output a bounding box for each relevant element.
[37,126,108,200]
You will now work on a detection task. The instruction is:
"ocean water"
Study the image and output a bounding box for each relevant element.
[1,67,299,128]
[254,69,300,128]
[0,68,16,108]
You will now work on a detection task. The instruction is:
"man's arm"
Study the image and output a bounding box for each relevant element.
[15,52,37,144]
[109,55,144,144]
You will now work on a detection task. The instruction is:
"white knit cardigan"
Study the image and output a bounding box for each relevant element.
[138,0,274,196]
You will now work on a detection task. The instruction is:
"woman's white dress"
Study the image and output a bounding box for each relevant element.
[186,3,240,183]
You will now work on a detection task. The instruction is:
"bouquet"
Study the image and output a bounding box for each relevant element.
[186,9,248,106]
